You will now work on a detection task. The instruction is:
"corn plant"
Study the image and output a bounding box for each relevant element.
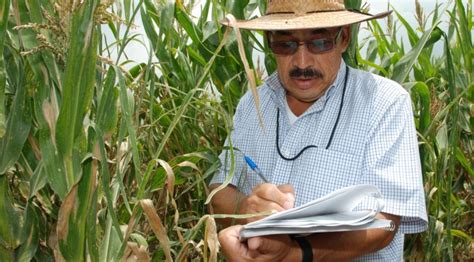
[358,0,473,260]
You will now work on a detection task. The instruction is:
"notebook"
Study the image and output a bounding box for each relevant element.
[240,184,395,240]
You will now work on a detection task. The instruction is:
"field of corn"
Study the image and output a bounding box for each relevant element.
[0,0,472,261]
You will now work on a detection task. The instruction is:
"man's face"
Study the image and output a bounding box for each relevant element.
[268,27,350,104]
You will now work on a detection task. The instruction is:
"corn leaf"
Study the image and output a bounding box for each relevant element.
[96,68,119,134]
[392,4,448,83]
[455,147,474,178]
[100,212,124,261]
[159,0,175,35]
[405,82,431,133]
[175,5,202,45]
[0,244,11,261]
[86,188,99,262]
[393,9,420,47]
[28,162,47,199]
[116,67,141,182]
[13,0,54,88]
[197,0,211,28]
[40,130,68,199]
[57,129,98,261]
[455,0,472,73]
[94,124,124,261]
[343,1,362,67]
[0,63,31,174]
[227,0,249,20]
[204,216,218,261]
[450,229,473,242]
[55,0,99,188]
[0,0,9,138]
[369,20,391,56]
[52,0,100,260]
[15,203,39,262]
[140,199,173,262]
[24,0,61,88]
[0,176,22,254]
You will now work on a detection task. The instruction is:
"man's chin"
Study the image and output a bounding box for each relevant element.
[287,93,322,104]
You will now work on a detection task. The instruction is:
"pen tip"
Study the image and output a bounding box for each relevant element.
[243,155,250,162]
[244,155,257,169]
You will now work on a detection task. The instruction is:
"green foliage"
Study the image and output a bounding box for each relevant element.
[358,1,473,260]
[0,0,472,261]
[0,0,9,138]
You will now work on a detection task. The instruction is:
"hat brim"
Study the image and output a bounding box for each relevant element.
[221,10,392,31]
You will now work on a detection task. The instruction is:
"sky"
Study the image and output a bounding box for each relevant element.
[364,0,445,32]
[107,1,460,66]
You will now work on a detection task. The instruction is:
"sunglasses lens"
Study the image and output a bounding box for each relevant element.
[270,39,335,55]
[269,28,342,55]
[269,41,297,55]
[307,39,334,53]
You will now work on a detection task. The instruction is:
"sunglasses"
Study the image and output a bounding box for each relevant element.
[268,28,343,56]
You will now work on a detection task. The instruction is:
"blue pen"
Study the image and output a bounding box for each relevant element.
[244,155,269,183]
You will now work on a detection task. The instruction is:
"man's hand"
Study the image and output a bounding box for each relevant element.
[239,184,295,223]
[219,225,301,262]
[208,183,295,227]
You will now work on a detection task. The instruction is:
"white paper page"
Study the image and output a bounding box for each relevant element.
[245,210,377,229]
[246,184,382,224]
[240,184,389,240]
[240,219,394,240]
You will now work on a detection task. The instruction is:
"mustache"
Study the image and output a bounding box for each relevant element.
[289,68,323,79]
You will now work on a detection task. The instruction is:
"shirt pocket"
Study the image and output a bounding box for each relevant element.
[291,148,362,206]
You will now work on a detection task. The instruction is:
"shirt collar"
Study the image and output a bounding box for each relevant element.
[267,60,347,115]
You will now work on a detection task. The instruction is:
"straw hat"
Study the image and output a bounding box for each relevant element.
[221,0,391,30]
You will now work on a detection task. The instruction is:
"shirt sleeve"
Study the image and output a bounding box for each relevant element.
[361,93,428,234]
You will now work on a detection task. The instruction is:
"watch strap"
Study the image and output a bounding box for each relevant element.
[291,235,313,262]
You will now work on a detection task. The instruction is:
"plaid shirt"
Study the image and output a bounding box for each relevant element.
[211,62,428,261]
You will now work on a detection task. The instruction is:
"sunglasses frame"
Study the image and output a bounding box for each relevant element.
[267,27,344,56]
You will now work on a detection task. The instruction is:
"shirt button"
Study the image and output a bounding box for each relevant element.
[283,150,290,158]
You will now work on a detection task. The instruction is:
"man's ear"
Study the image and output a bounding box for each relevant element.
[340,26,352,52]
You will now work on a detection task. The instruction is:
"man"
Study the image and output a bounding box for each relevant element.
[209,0,427,261]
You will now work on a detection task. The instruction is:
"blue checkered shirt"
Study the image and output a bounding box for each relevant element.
[211,62,428,261]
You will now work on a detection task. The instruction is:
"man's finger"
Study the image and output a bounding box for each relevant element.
[219,225,249,260]
[247,237,264,258]
[255,184,293,209]
[247,235,292,259]
[245,195,286,213]
[277,184,295,194]
[278,184,295,209]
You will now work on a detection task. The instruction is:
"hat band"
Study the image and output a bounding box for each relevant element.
[266,0,346,16]
[266,9,349,15]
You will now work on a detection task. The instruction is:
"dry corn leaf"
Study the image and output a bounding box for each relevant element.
[56,186,77,242]
[117,140,130,174]
[55,184,78,261]
[48,225,66,262]
[157,159,175,196]
[225,14,265,132]
[123,208,138,249]
[140,199,173,262]
[121,241,151,262]
[156,159,184,243]
[42,100,57,146]
[204,216,219,262]
[177,160,199,171]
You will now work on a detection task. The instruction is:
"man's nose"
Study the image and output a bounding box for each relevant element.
[292,43,314,69]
